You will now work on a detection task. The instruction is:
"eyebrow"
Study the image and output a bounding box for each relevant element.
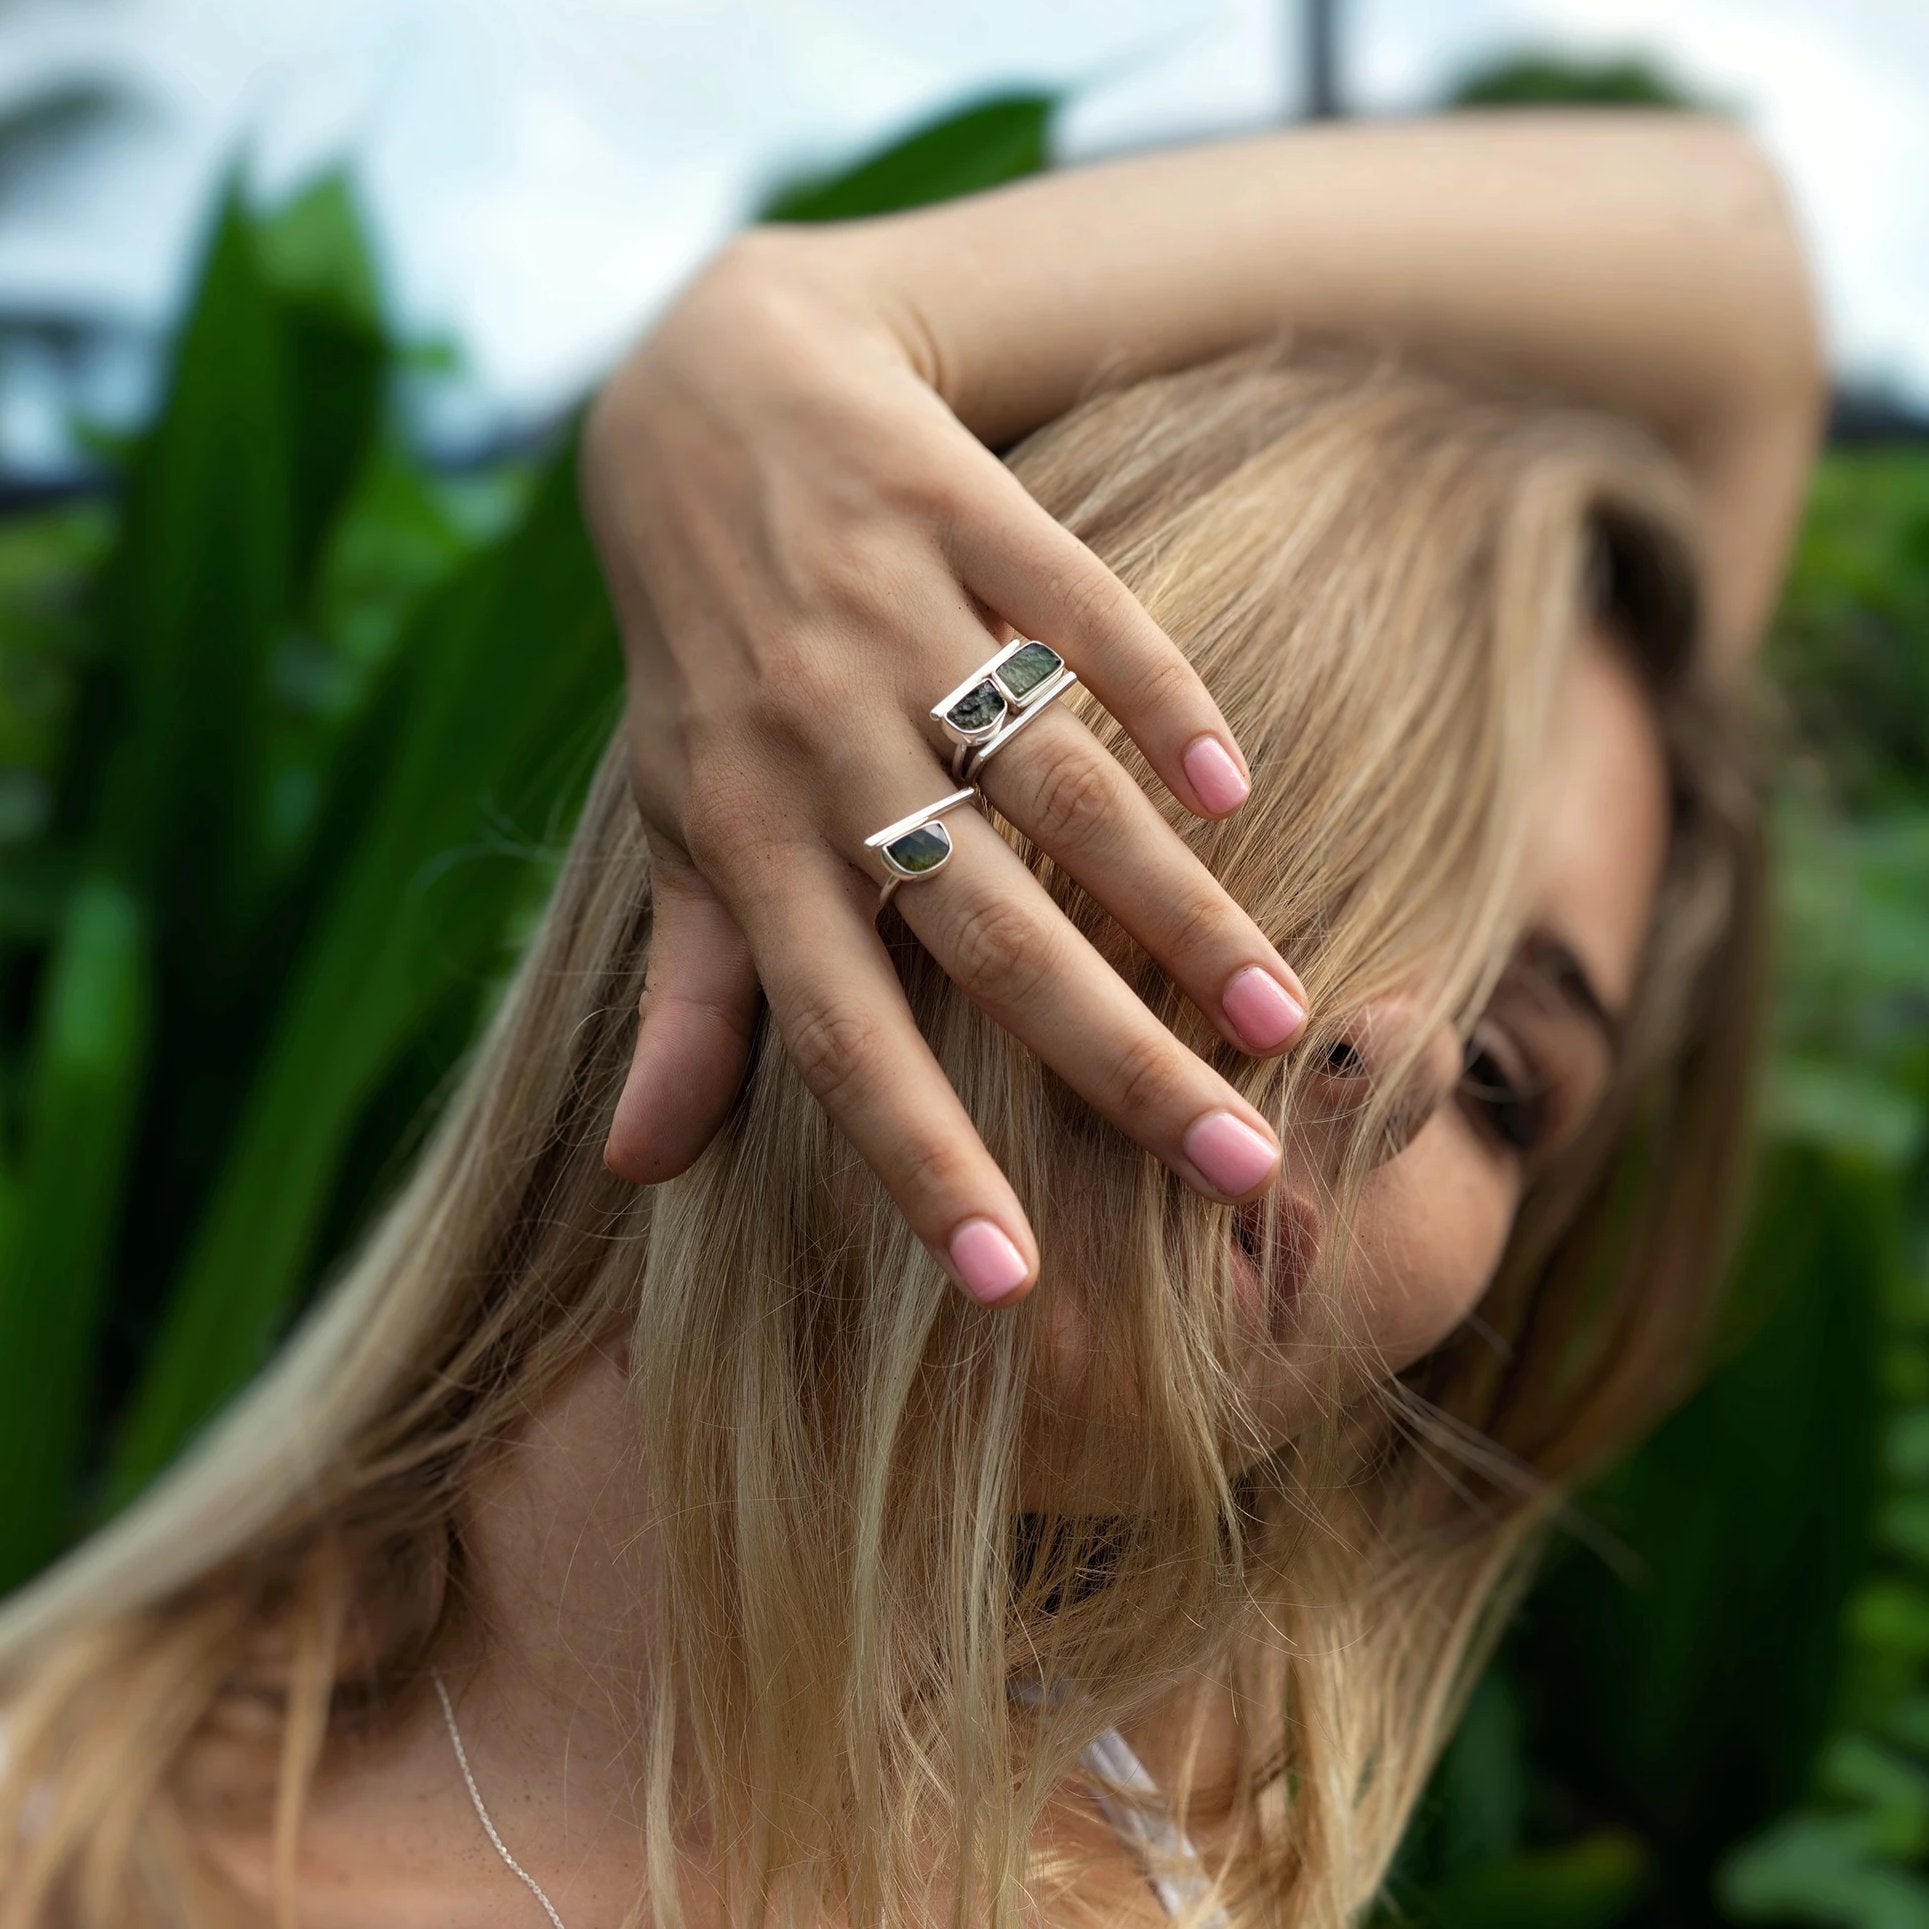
[1524,934,1625,1055]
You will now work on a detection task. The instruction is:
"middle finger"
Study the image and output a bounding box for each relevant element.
[965,693,1309,1059]
[842,772,1285,1207]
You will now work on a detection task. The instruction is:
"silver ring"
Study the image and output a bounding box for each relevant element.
[950,664,1080,785]
[865,783,981,911]
[930,638,1070,750]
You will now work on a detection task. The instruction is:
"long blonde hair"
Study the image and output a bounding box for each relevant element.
[0,343,1762,1927]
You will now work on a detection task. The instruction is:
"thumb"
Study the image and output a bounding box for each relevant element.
[605,836,761,1184]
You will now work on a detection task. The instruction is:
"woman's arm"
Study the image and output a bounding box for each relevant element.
[811,110,1825,667]
[586,113,1822,1300]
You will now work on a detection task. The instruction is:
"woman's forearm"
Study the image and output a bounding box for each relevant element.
[775,111,1824,663]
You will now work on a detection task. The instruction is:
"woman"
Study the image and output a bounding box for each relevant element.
[1,114,1819,1926]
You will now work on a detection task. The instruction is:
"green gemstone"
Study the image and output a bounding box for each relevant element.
[884,822,952,876]
[994,640,1063,703]
[947,680,1006,735]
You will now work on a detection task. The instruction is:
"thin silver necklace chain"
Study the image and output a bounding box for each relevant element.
[432,1669,571,1928]
[430,1669,1219,1928]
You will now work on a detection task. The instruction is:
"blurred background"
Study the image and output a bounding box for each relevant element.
[1,3,1924,1924]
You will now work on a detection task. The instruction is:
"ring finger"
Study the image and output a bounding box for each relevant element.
[841,765,1285,1208]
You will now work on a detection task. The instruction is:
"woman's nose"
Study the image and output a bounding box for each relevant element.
[1307,996,1463,1168]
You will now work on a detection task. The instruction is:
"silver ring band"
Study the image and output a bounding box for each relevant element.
[950,665,1080,785]
[865,784,981,911]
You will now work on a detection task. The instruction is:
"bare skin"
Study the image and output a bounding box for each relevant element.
[584,112,1821,1308]
[196,112,1820,1923]
[198,630,1670,1925]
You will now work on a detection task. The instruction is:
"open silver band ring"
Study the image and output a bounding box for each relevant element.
[866,784,982,911]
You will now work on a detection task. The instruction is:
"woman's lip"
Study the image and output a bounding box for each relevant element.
[1230,1194,1318,1338]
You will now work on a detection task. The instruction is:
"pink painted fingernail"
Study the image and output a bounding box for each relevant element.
[1222,966,1306,1053]
[1182,1110,1279,1198]
[948,1218,1030,1304]
[1182,734,1249,814]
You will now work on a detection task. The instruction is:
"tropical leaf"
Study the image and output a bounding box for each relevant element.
[760,92,1052,222]
[84,174,291,965]
[1509,1141,1893,1909]
[0,880,147,1584]
[108,443,618,1494]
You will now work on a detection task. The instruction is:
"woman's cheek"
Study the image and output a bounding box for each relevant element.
[1343,1125,1518,1375]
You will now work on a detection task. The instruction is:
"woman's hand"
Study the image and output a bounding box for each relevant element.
[580,231,1307,1307]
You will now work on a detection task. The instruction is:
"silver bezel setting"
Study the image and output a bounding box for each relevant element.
[930,637,1065,746]
[862,783,980,852]
[957,666,1080,785]
[865,783,984,912]
[877,819,955,881]
[988,637,1066,707]
[932,677,1009,747]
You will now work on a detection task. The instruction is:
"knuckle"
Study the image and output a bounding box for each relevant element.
[1058,560,1133,642]
[1025,743,1120,849]
[945,891,1054,1010]
[1111,1029,1185,1121]
[891,1130,978,1213]
[811,523,879,602]
[1125,649,1200,718]
[678,770,758,877]
[753,635,849,749]
[872,440,966,524]
[784,996,885,1109]
[817,529,910,629]
[1161,884,1228,960]
[903,462,970,530]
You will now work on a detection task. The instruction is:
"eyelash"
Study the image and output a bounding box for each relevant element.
[1459,1030,1548,1156]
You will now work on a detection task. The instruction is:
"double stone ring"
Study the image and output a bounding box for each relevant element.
[931,637,1079,786]
[864,637,1079,911]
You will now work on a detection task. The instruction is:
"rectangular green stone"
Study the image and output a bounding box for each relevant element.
[994,640,1064,703]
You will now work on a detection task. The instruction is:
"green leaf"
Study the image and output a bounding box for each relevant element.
[86,171,292,965]
[0,880,148,1584]
[1510,1142,1893,1891]
[257,169,382,328]
[1426,1671,1529,1875]
[1408,1833,1649,1929]
[1765,1060,1925,1168]
[1722,1812,1929,1929]
[1816,1735,1929,1859]
[107,437,620,1497]
[259,172,390,601]
[759,92,1053,222]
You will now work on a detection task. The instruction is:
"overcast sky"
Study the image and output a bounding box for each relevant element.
[2,0,1925,447]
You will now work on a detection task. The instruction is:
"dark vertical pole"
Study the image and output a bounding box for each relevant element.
[1304,0,1341,119]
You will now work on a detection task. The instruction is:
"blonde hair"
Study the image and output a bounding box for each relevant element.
[0,343,1763,1927]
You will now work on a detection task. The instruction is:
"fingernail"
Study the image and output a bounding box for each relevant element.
[947,1218,1030,1304]
[1222,966,1306,1053]
[1182,734,1249,814]
[1182,1110,1279,1197]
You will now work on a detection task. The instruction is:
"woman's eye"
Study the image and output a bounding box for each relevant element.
[1459,1037,1546,1155]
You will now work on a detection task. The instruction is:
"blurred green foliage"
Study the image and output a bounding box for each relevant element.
[1,91,1925,1928]
[1443,53,1703,112]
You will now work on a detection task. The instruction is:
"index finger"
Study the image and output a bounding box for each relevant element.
[939,457,1255,821]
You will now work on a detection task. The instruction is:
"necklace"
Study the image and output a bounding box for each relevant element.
[430,1670,1225,1929]
[432,1670,570,1928]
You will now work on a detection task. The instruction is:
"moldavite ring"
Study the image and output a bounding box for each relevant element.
[950,663,1081,785]
[865,783,982,910]
[930,638,1069,750]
